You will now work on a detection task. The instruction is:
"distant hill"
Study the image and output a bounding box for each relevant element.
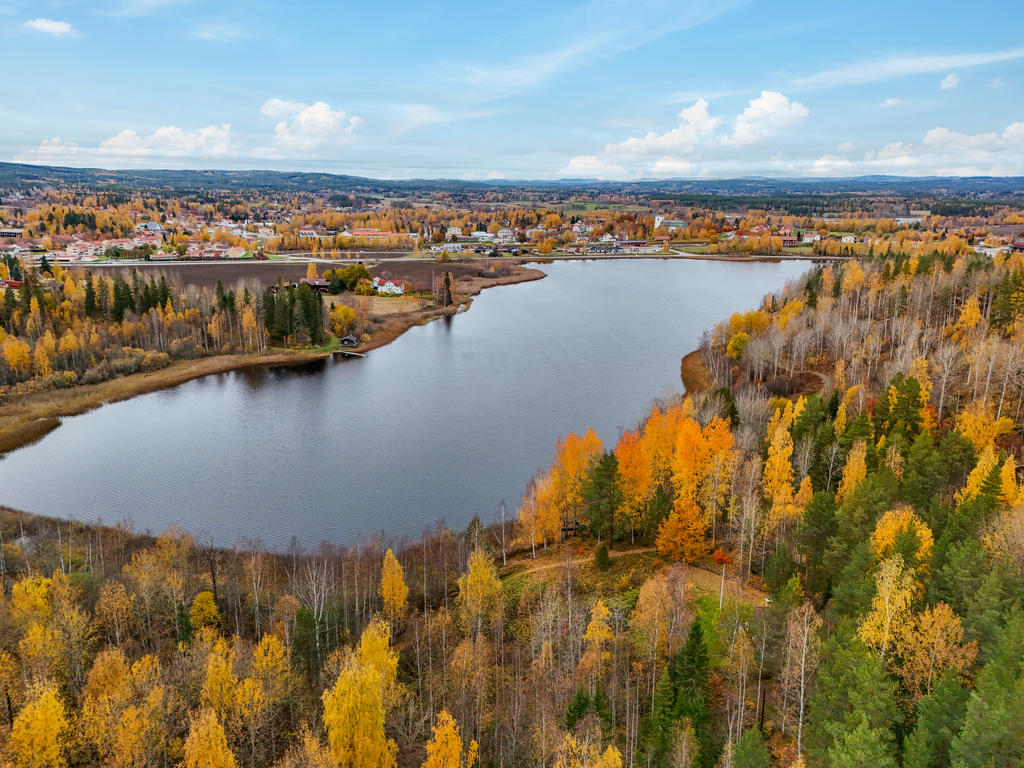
[0,161,1022,199]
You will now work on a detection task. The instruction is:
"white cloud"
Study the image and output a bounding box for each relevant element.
[259,100,363,154]
[793,47,1024,90]
[15,99,366,168]
[15,124,238,167]
[828,121,1024,176]
[560,91,807,179]
[812,154,854,175]
[990,77,1007,88]
[836,141,856,152]
[726,91,808,145]
[558,154,625,179]
[98,124,236,158]
[24,18,76,36]
[940,73,960,90]
[603,99,720,157]
[880,97,903,108]
[650,156,693,176]
[460,169,507,181]
[259,98,304,117]
[14,137,85,165]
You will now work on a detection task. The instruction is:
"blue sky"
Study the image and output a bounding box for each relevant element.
[4,0,1024,179]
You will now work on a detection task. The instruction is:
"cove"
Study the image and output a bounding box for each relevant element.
[0,259,808,548]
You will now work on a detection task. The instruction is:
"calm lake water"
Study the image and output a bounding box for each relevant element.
[1,259,807,548]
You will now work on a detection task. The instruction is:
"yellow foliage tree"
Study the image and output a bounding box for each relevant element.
[896,602,977,701]
[579,598,614,681]
[956,445,999,505]
[656,499,709,564]
[671,417,710,508]
[251,633,291,703]
[835,440,867,504]
[183,709,237,768]
[190,591,221,630]
[870,507,934,571]
[10,575,52,628]
[421,709,479,768]
[641,405,686,491]
[614,429,650,539]
[456,549,503,637]
[3,336,32,376]
[329,303,356,338]
[857,555,915,658]
[354,617,398,707]
[379,549,409,625]
[762,413,795,522]
[80,648,131,760]
[200,638,238,722]
[948,295,983,340]
[553,733,622,768]
[630,572,673,661]
[322,660,397,768]
[956,399,1014,454]
[537,430,603,532]
[726,332,749,359]
[10,686,67,768]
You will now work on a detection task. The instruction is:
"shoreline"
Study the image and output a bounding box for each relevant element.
[0,262,546,456]
[484,251,835,264]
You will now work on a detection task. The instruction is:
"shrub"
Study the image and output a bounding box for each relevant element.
[595,544,611,569]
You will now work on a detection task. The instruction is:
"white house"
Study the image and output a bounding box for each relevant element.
[801,232,820,244]
[446,226,463,238]
[470,230,493,241]
[371,276,405,295]
[841,235,855,244]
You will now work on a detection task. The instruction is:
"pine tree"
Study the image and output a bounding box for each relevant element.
[566,686,591,731]
[583,451,621,543]
[731,728,771,768]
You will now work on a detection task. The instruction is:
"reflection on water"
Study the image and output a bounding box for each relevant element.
[0,259,808,549]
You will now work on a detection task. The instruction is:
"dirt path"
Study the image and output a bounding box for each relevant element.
[507,546,768,605]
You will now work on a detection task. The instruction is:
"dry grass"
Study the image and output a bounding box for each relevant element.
[501,539,766,606]
[326,294,431,316]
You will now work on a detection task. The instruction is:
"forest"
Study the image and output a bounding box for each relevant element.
[2,244,1024,767]
[0,257,367,394]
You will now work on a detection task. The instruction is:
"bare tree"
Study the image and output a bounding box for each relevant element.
[779,602,822,756]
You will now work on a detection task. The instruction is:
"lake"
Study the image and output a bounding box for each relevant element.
[0,258,807,548]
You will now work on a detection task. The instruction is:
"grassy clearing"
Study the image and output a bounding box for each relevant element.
[501,539,766,607]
